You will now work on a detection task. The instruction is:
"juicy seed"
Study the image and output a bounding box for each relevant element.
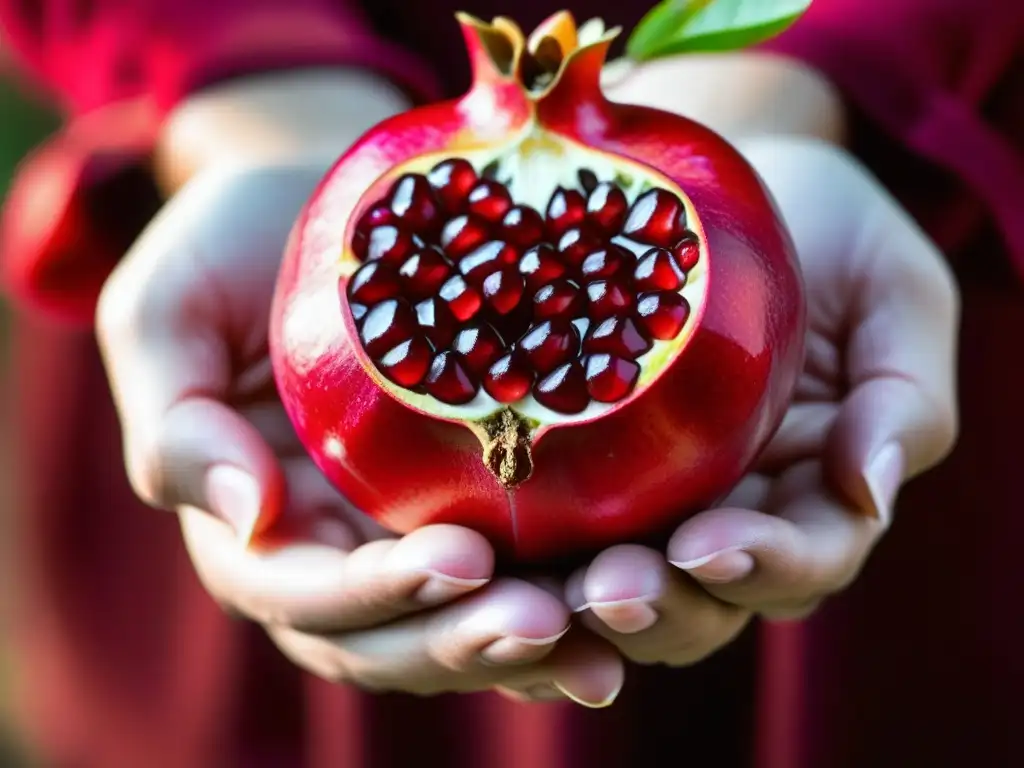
[389,174,442,235]
[583,316,653,359]
[482,267,526,316]
[586,278,636,322]
[545,187,587,240]
[348,261,402,304]
[350,303,368,323]
[518,318,580,375]
[622,188,686,248]
[580,244,635,280]
[452,323,505,375]
[635,291,691,340]
[379,336,433,388]
[424,351,478,404]
[440,214,491,260]
[557,227,603,270]
[459,241,519,285]
[500,205,546,248]
[532,279,583,321]
[360,299,417,358]
[414,297,457,348]
[466,180,513,224]
[365,225,418,266]
[634,247,685,291]
[398,248,453,300]
[519,244,568,291]
[584,354,640,403]
[672,233,701,271]
[586,182,628,236]
[427,158,478,214]
[483,352,535,403]
[534,361,589,414]
[438,275,483,322]
[352,204,398,257]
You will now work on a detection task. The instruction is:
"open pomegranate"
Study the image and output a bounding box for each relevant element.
[269,11,806,562]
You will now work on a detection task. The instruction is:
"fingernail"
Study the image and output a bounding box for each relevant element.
[415,572,489,606]
[863,442,905,524]
[479,626,570,666]
[671,548,755,583]
[553,675,622,709]
[523,683,565,702]
[586,598,659,634]
[205,465,261,544]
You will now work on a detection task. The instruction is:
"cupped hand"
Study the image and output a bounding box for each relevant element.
[569,136,959,663]
[96,163,623,706]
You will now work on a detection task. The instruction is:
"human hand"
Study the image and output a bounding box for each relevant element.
[566,136,959,664]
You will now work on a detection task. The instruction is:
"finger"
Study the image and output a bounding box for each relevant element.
[669,461,884,615]
[181,506,494,632]
[565,545,750,666]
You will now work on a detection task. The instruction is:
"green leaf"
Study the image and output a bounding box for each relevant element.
[626,0,812,61]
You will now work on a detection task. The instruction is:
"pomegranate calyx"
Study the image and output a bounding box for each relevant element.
[478,408,534,488]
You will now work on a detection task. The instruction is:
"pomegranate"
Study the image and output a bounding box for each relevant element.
[269,12,806,562]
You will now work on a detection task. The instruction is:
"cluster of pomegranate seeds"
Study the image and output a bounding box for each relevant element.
[345,158,700,414]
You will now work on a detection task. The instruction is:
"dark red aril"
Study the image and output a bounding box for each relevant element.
[424,351,478,404]
[583,354,640,403]
[500,205,545,248]
[414,297,457,348]
[518,318,580,375]
[557,227,603,270]
[634,247,685,291]
[352,204,398,257]
[622,188,686,248]
[438,275,483,322]
[672,232,700,272]
[389,174,442,236]
[534,361,589,414]
[635,291,691,340]
[586,278,635,321]
[398,248,452,300]
[583,316,652,359]
[459,241,519,285]
[580,244,635,280]
[348,261,402,305]
[440,214,491,260]
[482,267,526,316]
[452,323,505,376]
[533,279,583,321]
[483,352,534,403]
[378,336,433,388]
[365,225,418,266]
[519,244,568,291]
[586,182,628,236]
[350,303,368,323]
[427,158,478,214]
[545,187,587,239]
[466,180,513,223]
[360,299,417,358]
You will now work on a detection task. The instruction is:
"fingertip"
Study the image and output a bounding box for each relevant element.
[384,524,496,583]
[581,545,664,606]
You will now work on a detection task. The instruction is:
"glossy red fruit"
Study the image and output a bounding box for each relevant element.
[348,261,402,304]
[633,248,685,291]
[390,174,442,235]
[459,240,519,285]
[441,214,491,259]
[399,248,453,300]
[532,279,583,321]
[453,323,505,375]
[482,267,526,316]
[501,205,546,248]
[580,244,634,280]
[271,12,806,563]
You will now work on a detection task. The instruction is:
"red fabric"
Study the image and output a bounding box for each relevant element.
[1,1,1022,766]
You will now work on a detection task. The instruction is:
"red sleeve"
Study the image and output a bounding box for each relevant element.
[0,0,441,325]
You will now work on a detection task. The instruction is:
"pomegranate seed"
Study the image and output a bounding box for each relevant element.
[585,278,636,321]
[438,275,483,322]
[572,317,590,338]
[414,297,457,348]
[350,303,368,323]
[583,316,652,359]
[500,205,545,248]
[452,323,505,375]
[352,204,397,258]
[424,351,478,404]
[534,361,589,414]
[533,279,583,321]
[427,158,477,213]
[378,336,433,388]
[545,187,586,239]
[459,240,519,285]
[389,174,442,235]
[518,318,580,375]
[440,214,491,260]
[519,244,567,291]
[634,247,685,291]
[348,261,402,305]
[580,244,635,280]
[398,248,452,300]
[557,227,603,270]
[466,180,513,224]
[483,352,534,403]
[586,182,628,236]
[365,225,418,266]
[583,354,640,403]
[635,291,690,340]
[482,267,526,316]
[672,233,700,272]
[622,188,686,248]
[360,299,417,358]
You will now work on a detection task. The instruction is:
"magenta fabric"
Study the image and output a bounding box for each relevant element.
[1,1,1022,766]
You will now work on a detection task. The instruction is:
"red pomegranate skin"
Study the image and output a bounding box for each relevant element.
[269,16,806,562]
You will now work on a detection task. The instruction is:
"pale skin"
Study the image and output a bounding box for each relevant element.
[97,54,958,706]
